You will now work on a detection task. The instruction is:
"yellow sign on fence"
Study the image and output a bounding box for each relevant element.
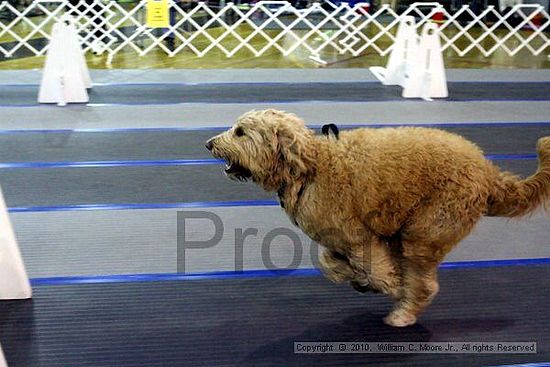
[146,0,170,28]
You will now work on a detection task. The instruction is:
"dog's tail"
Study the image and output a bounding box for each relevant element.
[486,137,550,217]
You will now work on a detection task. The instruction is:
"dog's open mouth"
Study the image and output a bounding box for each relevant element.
[223,158,252,181]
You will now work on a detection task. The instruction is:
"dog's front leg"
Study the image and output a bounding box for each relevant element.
[319,247,380,293]
[318,247,355,284]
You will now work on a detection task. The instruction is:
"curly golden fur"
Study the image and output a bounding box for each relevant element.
[206,109,550,327]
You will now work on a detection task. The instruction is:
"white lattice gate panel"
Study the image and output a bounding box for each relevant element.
[0,0,548,63]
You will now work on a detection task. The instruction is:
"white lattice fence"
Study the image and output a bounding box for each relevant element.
[0,0,548,64]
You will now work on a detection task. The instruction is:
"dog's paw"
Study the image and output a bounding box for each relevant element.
[383,310,417,327]
[350,281,380,294]
[350,281,370,293]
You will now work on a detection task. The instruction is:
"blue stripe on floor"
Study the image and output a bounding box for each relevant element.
[8,80,550,88]
[1,98,549,108]
[485,154,537,160]
[0,154,537,169]
[29,257,550,286]
[30,268,323,286]
[8,200,280,213]
[5,81,382,88]
[0,159,224,169]
[440,258,550,269]
[86,98,550,106]
[0,121,547,134]
[496,364,550,367]
[0,126,228,134]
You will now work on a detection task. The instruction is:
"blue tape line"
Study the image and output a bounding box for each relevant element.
[0,121,547,134]
[7,127,219,134]
[7,81,550,88]
[2,98,550,108]
[5,81,383,88]
[0,158,224,169]
[485,154,537,160]
[0,154,537,169]
[8,200,280,213]
[488,363,550,367]
[30,258,550,286]
[439,258,550,269]
[86,98,550,106]
[30,268,323,286]
[331,121,550,130]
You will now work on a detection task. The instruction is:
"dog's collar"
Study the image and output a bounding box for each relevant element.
[277,182,305,211]
[277,184,286,207]
[321,123,339,139]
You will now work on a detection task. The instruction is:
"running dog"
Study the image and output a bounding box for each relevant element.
[206,109,550,327]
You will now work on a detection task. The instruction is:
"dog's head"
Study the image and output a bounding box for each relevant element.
[206,109,316,191]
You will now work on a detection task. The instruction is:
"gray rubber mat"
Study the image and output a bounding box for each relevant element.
[1,265,549,367]
[0,160,538,208]
[1,102,548,131]
[2,82,549,106]
[11,207,550,278]
[0,124,548,162]
[0,165,273,208]
[3,69,550,85]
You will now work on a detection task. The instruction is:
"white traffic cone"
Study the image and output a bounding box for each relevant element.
[0,186,32,300]
[66,21,92,89]
[38,20,89,105]
[38,21,66,105]
[402,22,448,101]
[0,344,7,367]
[370,15,418,86]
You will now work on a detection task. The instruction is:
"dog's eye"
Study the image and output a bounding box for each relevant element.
[235,127,245,137]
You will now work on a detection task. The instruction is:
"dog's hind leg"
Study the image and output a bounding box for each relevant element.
[383,255,439,327]
[383,188,484,327]
[383,216,477,327]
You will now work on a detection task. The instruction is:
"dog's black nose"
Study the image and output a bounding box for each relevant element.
[205,139,214,151]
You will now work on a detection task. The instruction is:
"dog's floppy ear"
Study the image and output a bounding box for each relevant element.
[275,117,315,178]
